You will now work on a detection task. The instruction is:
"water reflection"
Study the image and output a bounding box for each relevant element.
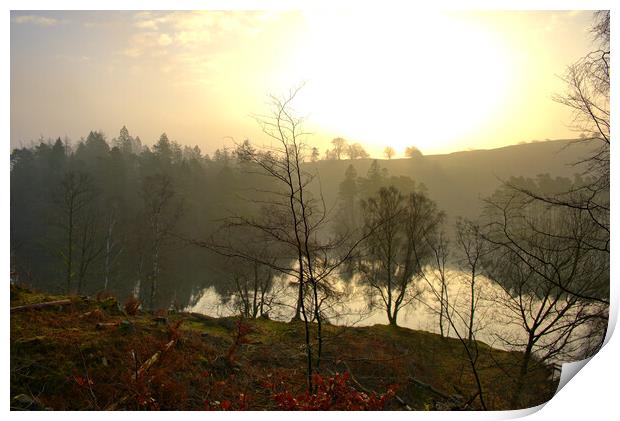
[189,270,600,364]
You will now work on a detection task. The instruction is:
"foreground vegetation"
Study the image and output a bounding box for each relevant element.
[10,284,558,411]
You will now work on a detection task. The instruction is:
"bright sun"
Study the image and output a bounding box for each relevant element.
[272,10,514,156]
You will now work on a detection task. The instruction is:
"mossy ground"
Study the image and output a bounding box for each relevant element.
[10,284,558,410]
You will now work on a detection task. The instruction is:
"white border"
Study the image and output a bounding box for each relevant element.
[4,1,617,420]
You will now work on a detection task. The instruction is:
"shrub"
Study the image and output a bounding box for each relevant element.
[123,296,141,316]
[226,319,254,364]
[271,372,395,410]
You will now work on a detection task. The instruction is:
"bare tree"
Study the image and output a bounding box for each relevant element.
[346,142,369,160]
[455,218,490,343]
[141,174,181,311]
[75,207,104,294]
[510,11,609,258]
[323,149,337,161]
[420,228,488,409]
[383,146,395,160]
[481,185,608,408]
[196,87,369,391]
[229,260,276,319]
[358,186,443,326]
[405,146,423,159]
[216,234,282,319]
[102,205,123,291]
[55,171,96,293]
[331,137,348,160]
[489,17,611,398]
[555,11,609,147]
[425,229,451,338]
[310,147,320,163]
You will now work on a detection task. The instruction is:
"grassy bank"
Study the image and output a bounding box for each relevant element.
[10,284,558,410]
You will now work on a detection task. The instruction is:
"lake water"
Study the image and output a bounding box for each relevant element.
[188,269,601,364]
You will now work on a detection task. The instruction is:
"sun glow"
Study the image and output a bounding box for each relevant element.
[11,11,590,156]
[271,10,515,156]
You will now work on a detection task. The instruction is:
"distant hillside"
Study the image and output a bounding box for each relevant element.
[305,139,596,221]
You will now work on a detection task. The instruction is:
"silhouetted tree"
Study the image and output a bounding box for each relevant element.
[421,228,487,409]
[201,88,369,391]
[323,149,337,160]
[115,125,133,155]
[481,181,608,407]
[55,171,97,293]
[331,137,348,160]
[153,133,173,165]
[75,205,103,294]
[512,11,609,258]
[337,165,359,228]
[359,185,444,326]
[405,146,423,159]
[346,143,369,160]
[141,173,181,310]
[455,218,489,343]
[310,147,320,162]
[220,240,280,319]
[383,146,395,160]
[132,135,143,154]
[102,203,123,291]
[213,88,326,390]
[425,229,451,338]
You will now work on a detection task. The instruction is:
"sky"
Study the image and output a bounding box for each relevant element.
[10,9,598,157]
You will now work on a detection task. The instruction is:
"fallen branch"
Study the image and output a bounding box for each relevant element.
[105,395,128,411]
[79,309,105,320]
[11,299,73,313]
[338,361,412,411]
[79,311,96,318]
[461,391,480,410]
[133,339,176,380]
[409,376,471,409]
[105,339,177,410]
[407,375,452,401]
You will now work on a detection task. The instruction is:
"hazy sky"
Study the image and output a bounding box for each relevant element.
[10,10,597,157]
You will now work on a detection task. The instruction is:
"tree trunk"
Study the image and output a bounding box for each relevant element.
[11,299,73,312]
[150,242,159,311]
[388,308,399,327]
[511,341,533,408]
[104,213,115,290]
[66,205,74,293]
[439,282,446,337]
[292,278,303,321]
[468,267,476,343]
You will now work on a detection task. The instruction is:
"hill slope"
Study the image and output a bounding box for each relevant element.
[11,285,557,410]
[305,138,596,220]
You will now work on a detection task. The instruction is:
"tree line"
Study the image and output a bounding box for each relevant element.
[10,128,287,310]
